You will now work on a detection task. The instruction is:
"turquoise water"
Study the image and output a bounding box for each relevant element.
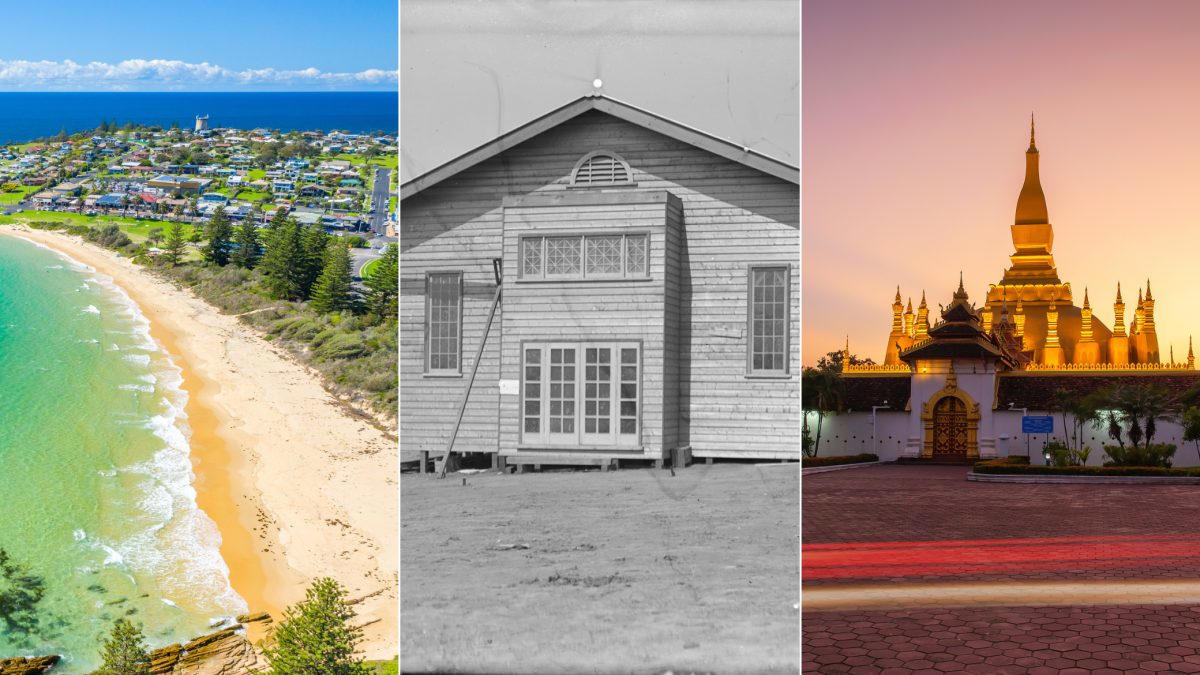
[0,236,244,672]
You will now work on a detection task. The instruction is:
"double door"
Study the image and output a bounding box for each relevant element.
[521,342,641,448]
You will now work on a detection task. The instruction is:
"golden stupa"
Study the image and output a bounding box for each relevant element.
[881,116,1163,368]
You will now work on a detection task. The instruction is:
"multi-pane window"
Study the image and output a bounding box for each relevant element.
[520,234,649,280]
[522,342,640,447]
[426,272,461,373]
[747,266,791,375]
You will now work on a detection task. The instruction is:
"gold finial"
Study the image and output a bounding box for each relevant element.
[845,334,850,360]
[1083,287,1090,309]
[907,298,913,312]
[1146,278,1153,301]
[1116,282,1122,303]
[1138,288,1144,309]
[895,285,902,303]
[919,290,927,309]
[1030,112,1036,150]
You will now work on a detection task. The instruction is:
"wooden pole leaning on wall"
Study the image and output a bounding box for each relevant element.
[438,259,503,479]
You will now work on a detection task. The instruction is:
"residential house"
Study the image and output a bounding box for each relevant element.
[399,95,799,468]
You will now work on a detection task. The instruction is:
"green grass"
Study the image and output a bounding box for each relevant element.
[360,257,381,279]
[388,196,396,214]
[247,169,266,180]
[231,190,269,202]
[363,658,398,675]
[367,155,398,169]
[0,185,40,204]
[1,212,204,260]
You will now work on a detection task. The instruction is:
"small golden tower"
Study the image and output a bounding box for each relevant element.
[884,287,908,366]
[1074,287,1102,365]
[1043,299,1064,365]
[904,298,914,337]
[1134,288,1144,335]
[1080,288,1093,342]
[915,291,930,340]
[1109,282,1130,365]
[1142,279,1160,363]
[1189,336,1195,370]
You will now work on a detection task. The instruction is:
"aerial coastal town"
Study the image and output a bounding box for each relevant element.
[0,114,397,238]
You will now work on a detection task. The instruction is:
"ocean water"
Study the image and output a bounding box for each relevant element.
[0,92,397,144]
[0,235,244,672]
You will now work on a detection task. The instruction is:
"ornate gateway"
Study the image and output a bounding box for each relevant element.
[919,361,981,459]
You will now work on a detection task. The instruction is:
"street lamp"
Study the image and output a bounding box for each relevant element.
[1043,446,1052,467]
[872,401,889,454]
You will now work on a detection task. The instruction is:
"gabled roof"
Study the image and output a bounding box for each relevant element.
[400,93,799,200]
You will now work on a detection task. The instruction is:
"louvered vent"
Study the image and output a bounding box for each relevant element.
[572,152,631,185]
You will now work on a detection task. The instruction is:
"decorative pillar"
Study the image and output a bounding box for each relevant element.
[1014,296,1026,344]
[1043,299,1064,365]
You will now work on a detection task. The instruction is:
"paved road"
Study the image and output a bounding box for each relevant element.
[804,465,1200,675]
[368,167,392,235]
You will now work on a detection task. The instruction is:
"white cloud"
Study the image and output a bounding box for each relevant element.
[0,59,398,90]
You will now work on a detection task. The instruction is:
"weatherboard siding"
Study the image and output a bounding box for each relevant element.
[400,109,798,459]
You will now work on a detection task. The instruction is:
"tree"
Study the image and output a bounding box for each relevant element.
[93,619,150,675]
[262,216,306,300]
[263,577,370,675]
[310,240,353,314]
[146,227,164,246]
[231,218,262,270]
[363,243,397,320]
[172,202,184,223]
[163,221,186,266]
[120,194,129,218]
[202,205,234,266]
[814,349,876,375]
[801,367,844,457]
[299,220,331,299]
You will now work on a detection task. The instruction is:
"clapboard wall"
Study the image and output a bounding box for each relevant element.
[401,109,798,458]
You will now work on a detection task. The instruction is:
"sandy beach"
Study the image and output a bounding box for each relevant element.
[0,225,397,658]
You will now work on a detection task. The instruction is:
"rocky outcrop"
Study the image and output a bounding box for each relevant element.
[148,612,273,675]
[0,656,59,675]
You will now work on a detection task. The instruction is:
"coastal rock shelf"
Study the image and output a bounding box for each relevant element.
[0,657,59,675]
[149,611,273,675]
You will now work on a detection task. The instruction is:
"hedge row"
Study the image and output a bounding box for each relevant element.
[974,458,1199,477]
[802,453,879,468]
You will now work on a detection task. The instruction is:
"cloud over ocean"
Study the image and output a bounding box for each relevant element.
[0,59,397,91]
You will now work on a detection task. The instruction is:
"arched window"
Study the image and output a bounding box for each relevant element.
[570,151,634,187]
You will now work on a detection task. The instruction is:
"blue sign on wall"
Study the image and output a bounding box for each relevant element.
[1022,416,1054,434]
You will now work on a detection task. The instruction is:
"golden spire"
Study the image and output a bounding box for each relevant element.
[1016,114,1048,224]
[1138,288,1144,309]
[895,285,902,303]
[1080,288,1094,344]
[845,334,850,360]
[904,298,914,337]
[891,287,904,336]
[1189,336,1195,370]
[1014,296,1025,340]
[1113,283,1127,338]
[1143,279,1156,335]
[1045,298,1061,350]
[1146,278,1153,302]
[1083,287,1090,309]
[915,291,930,340]
[1171,344,1175,364]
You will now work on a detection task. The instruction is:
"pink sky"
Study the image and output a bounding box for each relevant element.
[804,1,1200,367]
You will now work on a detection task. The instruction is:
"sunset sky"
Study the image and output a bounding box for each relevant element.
[804,1,1200,367]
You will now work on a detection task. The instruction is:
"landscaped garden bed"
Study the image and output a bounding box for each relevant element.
[973,454,1200,477]
[802,453,878,468]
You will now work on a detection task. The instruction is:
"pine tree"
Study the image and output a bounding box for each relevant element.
[162,221,187,267]
[310,240,352,314]
[263,578,370,675]
[363,244,397,320]
[261,216,305,300]
[231,219,262,270]
[93,619,151,675]
[299,221,331,300]
[201,205,234,266]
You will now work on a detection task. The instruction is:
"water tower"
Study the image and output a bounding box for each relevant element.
[195,115,209,132]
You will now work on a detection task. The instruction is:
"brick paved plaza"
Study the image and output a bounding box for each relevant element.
[803,465,1200,674]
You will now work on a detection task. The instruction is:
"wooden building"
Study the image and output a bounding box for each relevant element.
[400,94,799,468]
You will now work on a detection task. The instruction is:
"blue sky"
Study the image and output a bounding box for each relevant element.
[0,0,397,90]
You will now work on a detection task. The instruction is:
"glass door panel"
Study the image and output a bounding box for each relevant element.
[547,346,577,444]
[582,346,615,445]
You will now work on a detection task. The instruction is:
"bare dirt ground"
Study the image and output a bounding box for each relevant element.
[400,462,800,674]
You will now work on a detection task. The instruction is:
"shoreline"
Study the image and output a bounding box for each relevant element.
[0,225,397,656]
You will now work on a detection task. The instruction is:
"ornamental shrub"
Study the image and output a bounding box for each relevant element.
[1102,443,1177,468]
[801,453,878,468]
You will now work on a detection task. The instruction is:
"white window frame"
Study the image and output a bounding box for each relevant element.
[746,265,792,377]
[518,232,650,281]
[520,341,642,448]
[424,271,463,375]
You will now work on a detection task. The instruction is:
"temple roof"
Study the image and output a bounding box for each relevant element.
[841,375,911,412]
[900,336,1007,361]
[997,373,1200,409]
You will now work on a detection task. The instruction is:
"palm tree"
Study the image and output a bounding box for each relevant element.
[802,368,844,457]
[1048,387,1076,448]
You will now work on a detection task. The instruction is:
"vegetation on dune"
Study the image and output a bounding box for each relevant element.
[263,577,372,675]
